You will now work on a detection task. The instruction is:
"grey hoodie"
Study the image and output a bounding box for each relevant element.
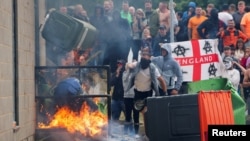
[151,43,183,90]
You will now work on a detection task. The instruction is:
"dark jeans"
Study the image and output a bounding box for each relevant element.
[111,99,125,121]
[124,98,140,134]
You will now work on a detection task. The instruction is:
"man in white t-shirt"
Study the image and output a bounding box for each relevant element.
[126,48,167,102]
[125,47,167,138]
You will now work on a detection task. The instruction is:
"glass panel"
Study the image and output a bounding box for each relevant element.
[35,66,109,96]
[35,66,110,141]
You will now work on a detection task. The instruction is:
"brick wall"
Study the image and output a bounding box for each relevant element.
[0,0,46,141]
[0,0,16,140]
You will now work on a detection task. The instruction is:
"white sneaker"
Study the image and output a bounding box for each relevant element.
[135,134,140,139]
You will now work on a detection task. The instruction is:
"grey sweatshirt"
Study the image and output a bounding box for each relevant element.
[151,43,183,90]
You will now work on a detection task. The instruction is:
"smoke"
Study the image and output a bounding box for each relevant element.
[108,120,139,140]
[40,1,135,68]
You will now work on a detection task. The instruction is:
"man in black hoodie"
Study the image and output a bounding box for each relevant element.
[197,8,226,39]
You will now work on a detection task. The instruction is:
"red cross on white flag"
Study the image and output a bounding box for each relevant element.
[169,39,223,82]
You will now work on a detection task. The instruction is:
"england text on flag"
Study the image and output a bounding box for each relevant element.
[168,39,223,82]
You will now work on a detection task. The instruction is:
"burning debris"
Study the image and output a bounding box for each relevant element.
[38,102,108,138]
[36,103,142,141]
[35,67,146,141]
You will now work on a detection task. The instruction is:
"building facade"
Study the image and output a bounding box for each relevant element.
[0,0,46,140]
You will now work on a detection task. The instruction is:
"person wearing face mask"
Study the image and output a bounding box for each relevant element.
[221,56,240,91]
[221,46,239,63]
[125,47,167,137]
[151,43,183,96]
[125,47,167,102]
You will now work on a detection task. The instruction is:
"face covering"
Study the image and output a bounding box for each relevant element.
[140,58,151,69]
[224,61,232,70]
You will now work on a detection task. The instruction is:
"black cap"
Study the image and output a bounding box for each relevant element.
[159,25,166,30]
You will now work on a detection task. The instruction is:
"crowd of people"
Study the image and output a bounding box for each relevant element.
[50,0,250,138]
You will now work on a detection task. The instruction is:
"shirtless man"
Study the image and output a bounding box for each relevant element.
[242,59,250,117]
[158,2,170,31]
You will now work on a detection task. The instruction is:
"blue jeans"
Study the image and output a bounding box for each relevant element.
[111,100,125,120]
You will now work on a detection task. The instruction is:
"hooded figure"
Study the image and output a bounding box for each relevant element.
[151,43,183,95]
[182,2,196,22]
[197,8,226,39]
[188,1,196,8]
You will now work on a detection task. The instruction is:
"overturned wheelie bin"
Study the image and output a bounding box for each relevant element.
[188,77,246,124]
[145,78,246,141]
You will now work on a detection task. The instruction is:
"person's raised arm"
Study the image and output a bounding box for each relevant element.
[233,61,246,74]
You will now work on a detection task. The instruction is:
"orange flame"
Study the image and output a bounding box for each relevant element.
[38,102,108,137]
[93,97,100,104]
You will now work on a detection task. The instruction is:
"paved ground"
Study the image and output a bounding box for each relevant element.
[108,117,148,141]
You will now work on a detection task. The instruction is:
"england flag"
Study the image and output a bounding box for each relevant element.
[168,39,224,82]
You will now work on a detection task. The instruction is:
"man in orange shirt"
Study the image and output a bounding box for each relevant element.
[219,20,248,48]
[241,6,250,42]
[188,6,207,40]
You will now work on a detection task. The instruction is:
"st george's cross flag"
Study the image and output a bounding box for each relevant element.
[168,39,224,82]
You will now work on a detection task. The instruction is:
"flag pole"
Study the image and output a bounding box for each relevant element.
[169,0,174,43]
